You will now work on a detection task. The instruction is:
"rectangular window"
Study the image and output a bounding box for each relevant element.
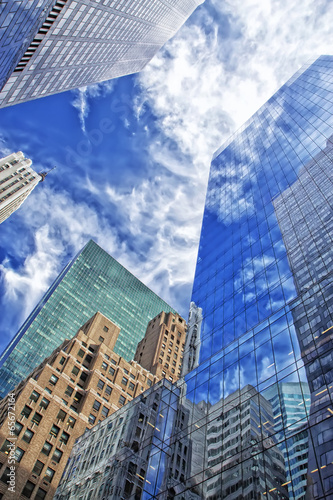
[121,377,128,386]
[97,379,105,390]
[21,405,32,418]
[32,460,44,476]
[39,397,50,410]
[130,373,135,379]
[103,326,109,332]
[71,366,80,376]
[14,447,24,462]
[52,448,63,463]
[119,395,126,406]
[93,400,101,411]
[105,385,112,396]
[128,382,135,391]
[101,362,108,371]
[77,349,85,358]
[101,406,109,418]
[59,356,66,365]
[88,414,96,424]
[65,385,74,397]
[35,488,47,500]
[111,359,117,365]
[49,374,59,385]
[14,421,23,436]
[41,441,52,456]
[108,366,115,376]
[60,431,69,444]
[31,412,42,426]
[0,440,11,454]
[57,409,67,421]
[67,416,76,428]
[30,390,40,402]
[50,424,60,438]
[44,467,55,483]
[147,379,152,387]
[98,336,104,342]
[22,480,35,498]
[22,429,34,443]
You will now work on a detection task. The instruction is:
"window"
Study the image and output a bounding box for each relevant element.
[32,460,44,476]
[162,344,166,349]
[124,369,129,375]
[159,359,162,364]
[119,395,126,406]
[65,385,74,397]
[21,405,32,418]
[84,354,93,364]
[31,412,42,426]
[93,400,101,411]
[22,429,34,443]
[103,326,109,332]
[128,382,135,391]
[74,392,82,404]
[0,468,10,484]
[14,421,23,436]
[57,409,67,421]
[171,368,175,374]
[174,353,178,359]
[111,359,117,365]
[101,407,109,418]
[101,362,108,371]
[97,379,105,390]
[22,480,35,498]
[121,377,128,386]
[130,373,136,380]
[41,441,52,456]
[105,385,112,396]
[14,447,24,462]
[67,416,76,428]
[35,488,47,500]
[169,342,173,347]
[39,397,50,410]
[147,379,152,387]
[30,390,40,402]
[88,414,96,425]
[108,367,115,376]
[172,360,176,366]
[49,374,59,385]
[50,424,60,438]
[44,467,55,483]
[77,349,85,358]
[52,448,63,463]
[166,356,170,362]
[71,366,80,376]
[98,336,104,343]
[0,440,11,453]
[59,356,66,365]
[168,348,172,354]
[60,431,69,445]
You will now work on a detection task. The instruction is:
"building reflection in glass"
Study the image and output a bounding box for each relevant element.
[55,56,333,499]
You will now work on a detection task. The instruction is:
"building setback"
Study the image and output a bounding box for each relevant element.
[0,239,177,399]
[0,0,203,108]
[0,152,42,224]
[0,312,173,499]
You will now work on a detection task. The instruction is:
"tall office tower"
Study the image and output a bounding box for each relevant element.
[0,0,203,108]
[0,312,162,499]
[0,239,177,399]
[0,151,43,224]
[133,311,187,383]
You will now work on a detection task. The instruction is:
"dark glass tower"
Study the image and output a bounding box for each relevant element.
[55,56,333,500]
[0,239,176,399]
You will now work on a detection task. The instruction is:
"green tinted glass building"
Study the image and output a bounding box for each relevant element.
[0,240,176,398]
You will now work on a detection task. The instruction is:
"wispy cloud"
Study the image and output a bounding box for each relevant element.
[71,81,115,133]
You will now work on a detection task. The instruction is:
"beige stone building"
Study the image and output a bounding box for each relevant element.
[134,311,186,382]
[0,311,177,499]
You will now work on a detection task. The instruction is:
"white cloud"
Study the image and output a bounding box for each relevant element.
[71,81,115,133]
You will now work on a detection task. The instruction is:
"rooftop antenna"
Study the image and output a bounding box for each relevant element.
[39,166,56,182]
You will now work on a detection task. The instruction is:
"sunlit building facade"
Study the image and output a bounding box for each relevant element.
[0,151,42,224]
[0,240,176,399]
[0,0,203,108]
[56,56,333,499]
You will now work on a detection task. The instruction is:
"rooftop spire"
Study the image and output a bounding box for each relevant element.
[39,166,56,182]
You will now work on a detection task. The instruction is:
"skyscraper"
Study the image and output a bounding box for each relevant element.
[0,151,43,224]
[0,0,203,108]
[56,56,333,500]
[0,239,177,399]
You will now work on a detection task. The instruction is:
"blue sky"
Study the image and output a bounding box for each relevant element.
[0,0,333,352]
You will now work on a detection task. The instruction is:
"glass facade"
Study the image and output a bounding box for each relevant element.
[56,56,333,499]
[0,239,176,399]
[0,0,202,108]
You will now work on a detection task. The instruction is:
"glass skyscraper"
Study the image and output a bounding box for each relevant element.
[0,0,202,108]
[56,56,333,499]
[0,239,176,399]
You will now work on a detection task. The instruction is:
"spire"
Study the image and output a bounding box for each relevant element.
[39,166,56,182]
